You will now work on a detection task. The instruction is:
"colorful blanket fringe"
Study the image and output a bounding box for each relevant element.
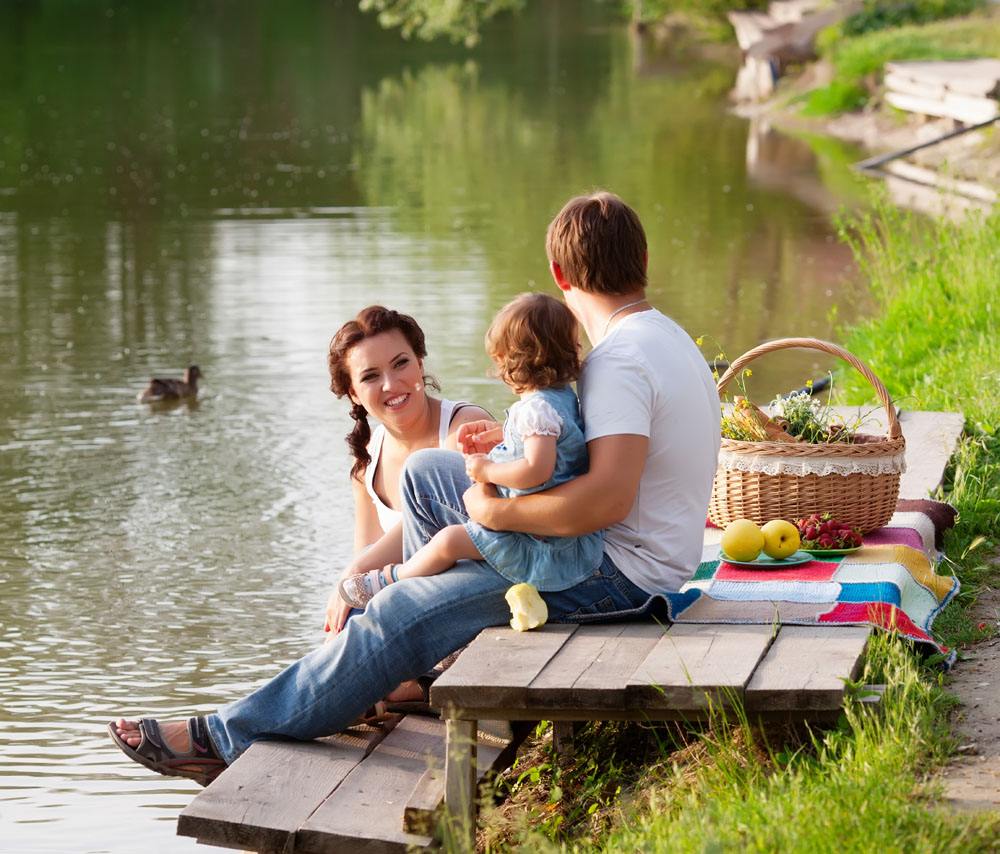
[664,499,959,656]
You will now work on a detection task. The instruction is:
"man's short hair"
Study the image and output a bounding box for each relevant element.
[545,191,647,295]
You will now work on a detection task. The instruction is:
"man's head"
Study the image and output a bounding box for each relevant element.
[545,191,647,295]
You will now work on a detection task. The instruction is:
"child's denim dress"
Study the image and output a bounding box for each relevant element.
[464,385,604,591]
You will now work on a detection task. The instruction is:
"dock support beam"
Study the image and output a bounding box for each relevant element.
[444,717,477,850]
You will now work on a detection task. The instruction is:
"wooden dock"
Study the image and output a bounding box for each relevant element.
[176,408,964,852]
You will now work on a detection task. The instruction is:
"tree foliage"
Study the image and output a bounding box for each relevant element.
[358,0,526,46]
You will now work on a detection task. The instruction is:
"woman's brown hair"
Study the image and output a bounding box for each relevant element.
[328,306,434,481]
[485,293,581,394]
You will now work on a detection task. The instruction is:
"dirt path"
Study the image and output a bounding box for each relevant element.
[941,582,1000,810]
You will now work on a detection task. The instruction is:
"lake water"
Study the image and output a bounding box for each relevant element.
[0,1,869,851]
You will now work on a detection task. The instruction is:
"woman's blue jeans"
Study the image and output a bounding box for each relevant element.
[206,448,649,762]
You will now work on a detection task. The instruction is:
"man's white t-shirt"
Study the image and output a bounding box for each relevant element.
[578,309,721,594]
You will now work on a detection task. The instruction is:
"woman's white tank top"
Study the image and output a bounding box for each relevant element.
[363,398,460,533]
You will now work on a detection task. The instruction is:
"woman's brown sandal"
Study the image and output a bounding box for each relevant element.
[107,717,227,787]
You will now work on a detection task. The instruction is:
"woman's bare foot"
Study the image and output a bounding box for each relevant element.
[385,679,424,703]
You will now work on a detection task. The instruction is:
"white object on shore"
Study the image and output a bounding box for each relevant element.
[884,60,1000,124]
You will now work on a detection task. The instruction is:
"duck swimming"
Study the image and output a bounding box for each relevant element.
[137,365,202,403]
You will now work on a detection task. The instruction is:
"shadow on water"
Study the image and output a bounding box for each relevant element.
[0,1,870,850]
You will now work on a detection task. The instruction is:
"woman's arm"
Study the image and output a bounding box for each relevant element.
[352,474,383,555]
[466,434,556,490]
[464,434,648,538]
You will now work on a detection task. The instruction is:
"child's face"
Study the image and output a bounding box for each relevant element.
[346,329,425,422]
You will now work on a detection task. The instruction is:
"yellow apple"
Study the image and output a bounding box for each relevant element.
[761,519,801,559]
[505,583,548,631]
[720,519,765,562]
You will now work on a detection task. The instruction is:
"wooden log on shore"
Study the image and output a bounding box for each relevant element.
[885,91,999,125]
[884,71,947,100]
[885,59,1000,98]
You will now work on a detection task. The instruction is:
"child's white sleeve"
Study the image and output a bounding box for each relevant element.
[510,397,563,438]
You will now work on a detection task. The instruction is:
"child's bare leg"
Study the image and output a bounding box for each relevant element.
[394,524,481,580]
[339,526,481,609]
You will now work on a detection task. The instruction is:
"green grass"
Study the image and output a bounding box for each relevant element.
[802,9,1000,115]
[479,636,998,852]
[472,203,1000,853]
[836,202,1000,649]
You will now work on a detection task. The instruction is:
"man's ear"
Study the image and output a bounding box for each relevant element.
[550,260,571,292]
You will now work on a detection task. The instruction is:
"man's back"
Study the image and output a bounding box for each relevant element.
[579,309,721,593]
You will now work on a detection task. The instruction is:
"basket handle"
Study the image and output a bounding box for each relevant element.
[716,337,902,440]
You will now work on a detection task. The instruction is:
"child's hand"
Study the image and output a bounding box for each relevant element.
[464,453,492,483]
[458,420,503,455]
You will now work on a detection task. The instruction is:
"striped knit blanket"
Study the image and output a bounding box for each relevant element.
[662,500,959,657]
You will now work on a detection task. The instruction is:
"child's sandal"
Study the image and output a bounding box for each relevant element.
[338,566,398,608]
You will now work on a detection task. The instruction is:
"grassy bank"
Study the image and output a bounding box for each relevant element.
[838,202,1000,645]
[475,205,1000,852]
[801,6,1000,115]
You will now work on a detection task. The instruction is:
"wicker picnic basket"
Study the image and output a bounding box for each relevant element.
[708,338,905,533]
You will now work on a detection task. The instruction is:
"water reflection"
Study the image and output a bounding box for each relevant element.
[1,1,868,850]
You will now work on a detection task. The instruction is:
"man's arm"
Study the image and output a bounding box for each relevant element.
[464,434,648,538]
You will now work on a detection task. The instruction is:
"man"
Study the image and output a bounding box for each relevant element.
[109,191,721,782]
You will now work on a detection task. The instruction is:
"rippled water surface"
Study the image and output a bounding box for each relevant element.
[0,1,869,850]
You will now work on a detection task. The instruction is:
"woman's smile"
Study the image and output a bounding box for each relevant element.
[383,392,411,410]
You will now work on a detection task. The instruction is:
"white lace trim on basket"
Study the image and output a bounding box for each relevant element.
[718,450,907,477]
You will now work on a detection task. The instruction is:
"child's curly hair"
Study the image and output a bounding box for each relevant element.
[486,293,581,394]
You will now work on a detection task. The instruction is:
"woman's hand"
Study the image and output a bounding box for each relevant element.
[457,420,503,455]
[464,453,492,483]
[324,586,353,637]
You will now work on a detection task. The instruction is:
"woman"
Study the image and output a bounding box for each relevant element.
[109,305,492,780]
[323,305,492,640]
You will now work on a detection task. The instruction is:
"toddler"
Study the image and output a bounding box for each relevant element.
[338,292,603,606]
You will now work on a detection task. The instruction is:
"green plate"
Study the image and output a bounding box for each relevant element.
[719,549,814,568]
[802,545,862,557]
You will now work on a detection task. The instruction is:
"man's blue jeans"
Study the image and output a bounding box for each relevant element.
[206,448,649,762]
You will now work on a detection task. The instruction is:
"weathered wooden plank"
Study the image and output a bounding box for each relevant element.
[403,769,446,836]
[176,729,382,852]
[431,624,577,709]
[745,625,871,711]
[885,59,1000,96]
[402,723,520,835]
[627,624,775,711]
[527,623,666,708]
[884,70,946,100]
[885,90,999,124]
[295,716,444,853]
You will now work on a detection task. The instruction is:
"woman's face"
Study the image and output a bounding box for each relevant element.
[346,329,425,423]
